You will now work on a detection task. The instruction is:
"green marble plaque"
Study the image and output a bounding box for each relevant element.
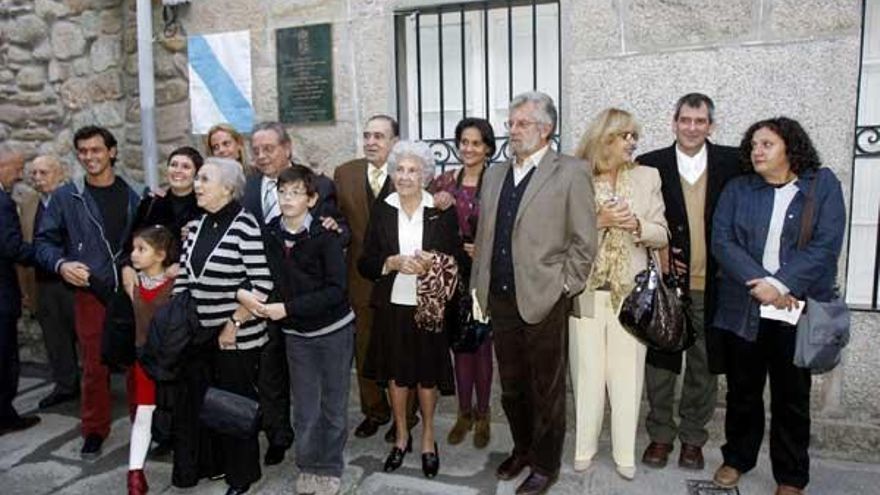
[277,23,335,124]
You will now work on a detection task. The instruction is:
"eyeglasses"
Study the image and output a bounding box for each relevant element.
[615,131,639,142]
[252,144,279,156]
[277,188,310,198]
[504,120,539,131]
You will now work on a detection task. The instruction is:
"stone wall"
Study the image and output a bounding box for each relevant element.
[0,0,191,182]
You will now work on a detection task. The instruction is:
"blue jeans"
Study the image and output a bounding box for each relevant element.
[285,325,354,477]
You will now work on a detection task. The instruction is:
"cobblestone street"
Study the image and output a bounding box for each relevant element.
[3,366,880,494]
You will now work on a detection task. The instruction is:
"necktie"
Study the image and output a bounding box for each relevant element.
[369,167,383,197]
[263,179,279,223]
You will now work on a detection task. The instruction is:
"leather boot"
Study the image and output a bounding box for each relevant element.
[447,409,473,445]
[128,469,148,495]
[473,411,490,449]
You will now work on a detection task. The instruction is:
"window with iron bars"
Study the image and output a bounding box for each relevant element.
[845,0,880,310]
[394,0,561,173]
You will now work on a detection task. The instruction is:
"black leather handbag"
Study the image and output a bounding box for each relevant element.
[199,387,261,439]
[449,281,492,353]
[100,287,136,368]
[618,249,694,352]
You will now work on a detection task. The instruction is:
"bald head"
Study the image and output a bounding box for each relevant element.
[31,155,68,194]
[0,144,25,190]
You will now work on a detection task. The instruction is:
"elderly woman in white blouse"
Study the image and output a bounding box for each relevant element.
[358,141,463,479]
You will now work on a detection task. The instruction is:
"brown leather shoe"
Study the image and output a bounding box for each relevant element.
[515,471,557,495]
[496,454,530,480]
[713,465,741,488]
[775,485,804,495]
[678,443,705,470]
[641,441,673,468]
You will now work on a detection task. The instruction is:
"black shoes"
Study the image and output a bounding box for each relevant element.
[0,415,40,436]
[383,435,413,472]
[80,433,104,459]
[421,442,439,478]
[496,454,530,480]
[224,484,250,495]
[354,417,386,438]
[38,389,79,409]
[263,444,287,466]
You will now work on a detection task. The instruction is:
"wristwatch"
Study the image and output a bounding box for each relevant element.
[230,316,243,329]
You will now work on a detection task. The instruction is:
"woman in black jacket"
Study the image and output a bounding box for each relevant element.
[358,141,464,479]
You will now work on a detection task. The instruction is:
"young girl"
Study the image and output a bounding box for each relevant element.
[126,225,177,495]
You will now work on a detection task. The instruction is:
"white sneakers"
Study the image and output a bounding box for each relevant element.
[296,472,341,495]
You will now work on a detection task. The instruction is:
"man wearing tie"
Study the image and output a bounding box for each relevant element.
[242,121,348,466]
[334,115,419,442]
[30,155,80,409]
[470,92,596,495]
[0,145,41,436]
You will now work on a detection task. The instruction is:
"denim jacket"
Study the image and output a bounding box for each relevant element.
[710,167,846,341]
[34,176,140,292]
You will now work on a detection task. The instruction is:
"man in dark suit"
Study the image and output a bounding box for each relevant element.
[242,121,349,466]
[637,93,741,471]
[471,92,596,495]
[334,114,421,442]
[0,145,41,436]
[30,155,79,409]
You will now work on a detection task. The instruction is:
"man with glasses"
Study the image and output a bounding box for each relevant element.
[471,92,596,495]
[242,121,347,466]
[637,93,740,471]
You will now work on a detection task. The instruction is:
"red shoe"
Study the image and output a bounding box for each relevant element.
[128,469,148,495]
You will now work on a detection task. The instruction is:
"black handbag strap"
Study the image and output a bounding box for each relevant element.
[797,171,820,250]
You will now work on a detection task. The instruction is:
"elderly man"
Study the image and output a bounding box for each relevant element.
[471,92,596,495]
[29,156,80,409]
[334,115,419,443]
[0,145,41,436]
[241,121,348,466]
[637,93,740,470]
[35,126,140,458]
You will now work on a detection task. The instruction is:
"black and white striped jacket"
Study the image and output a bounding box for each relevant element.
[174,209,273,350]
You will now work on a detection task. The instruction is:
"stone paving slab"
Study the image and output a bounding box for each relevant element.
[0,413,78,470]
[12,383,54,416]
[52,416,131,462]
[0,461,81,495]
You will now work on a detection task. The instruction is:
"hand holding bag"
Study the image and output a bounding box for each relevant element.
[199,386,261,439]
[618,249,694,352]
[793,173,850,373]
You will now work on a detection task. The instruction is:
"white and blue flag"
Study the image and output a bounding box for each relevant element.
[187,30,255,134]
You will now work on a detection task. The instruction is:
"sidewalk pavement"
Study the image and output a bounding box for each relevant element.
[2,368,880,494]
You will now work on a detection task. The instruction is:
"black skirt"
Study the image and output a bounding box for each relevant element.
[363,303,455,395]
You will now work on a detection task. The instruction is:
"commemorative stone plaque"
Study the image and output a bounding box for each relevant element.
[277,23,334,124]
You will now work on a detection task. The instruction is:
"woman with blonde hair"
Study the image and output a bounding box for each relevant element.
[206,123,250,171]
[569,108,668,480]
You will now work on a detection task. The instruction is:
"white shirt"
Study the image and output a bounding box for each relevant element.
[762,180,799,295]
[676,143,708,185]
[386,190,434,306]
[366,162,389,193]
[513,144,550,186]
[260,175,281,223]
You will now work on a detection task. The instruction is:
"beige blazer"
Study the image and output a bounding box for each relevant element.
[572,164,669,318]
[470,149,598,324]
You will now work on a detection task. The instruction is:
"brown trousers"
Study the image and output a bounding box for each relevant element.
[490,293,568,476]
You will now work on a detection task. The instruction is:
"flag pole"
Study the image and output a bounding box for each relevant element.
[137,0,159,190]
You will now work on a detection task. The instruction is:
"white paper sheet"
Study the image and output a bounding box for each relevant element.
[760,299,805,325]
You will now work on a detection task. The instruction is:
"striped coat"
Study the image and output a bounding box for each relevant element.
[175,208,273,350]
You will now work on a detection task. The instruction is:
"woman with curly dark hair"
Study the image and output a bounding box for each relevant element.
[709,117,846,495]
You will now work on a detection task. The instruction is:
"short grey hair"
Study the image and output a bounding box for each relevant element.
[0,143,23,164]
[387,141,436,187]
[204,157,246,200]
[509,91,558,135]
[251,121,291,145]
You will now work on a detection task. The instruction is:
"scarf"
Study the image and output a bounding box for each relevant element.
[588,163,635,308]
[414,251,459,333]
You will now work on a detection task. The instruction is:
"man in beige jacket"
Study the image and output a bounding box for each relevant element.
[471,91,597,495]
